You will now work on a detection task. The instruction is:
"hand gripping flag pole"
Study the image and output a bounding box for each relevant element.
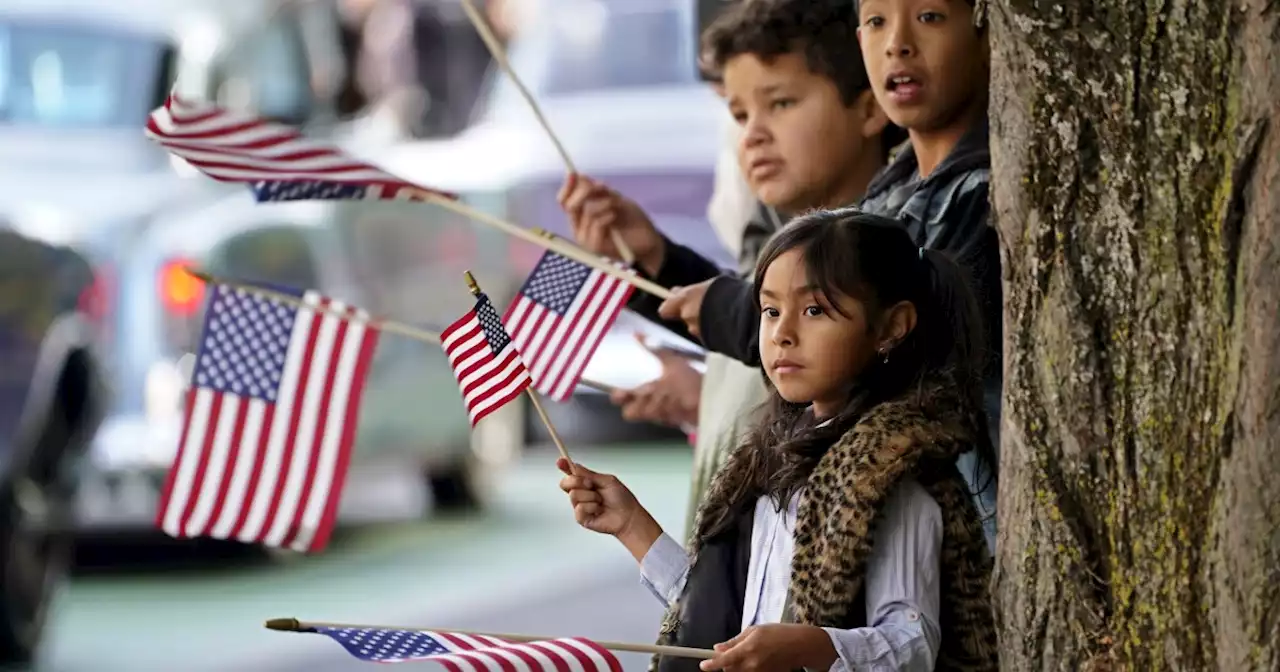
[457,0,636,268]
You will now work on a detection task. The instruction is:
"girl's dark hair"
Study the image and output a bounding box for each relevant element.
[709,208,997,530]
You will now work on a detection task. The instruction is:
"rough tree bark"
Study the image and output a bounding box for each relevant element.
[987,0,1280,669]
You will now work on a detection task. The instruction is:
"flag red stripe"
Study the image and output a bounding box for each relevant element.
[199,397,250,538]
[525,641,582,672]
[227,401,278,540]
[280,309,352,549]
[467,352,531,426]
[573,638,623,672]
[255,297,328,541]
[154,389,198,528]
[507,303,551,379]
[439,632,519,672]
[176,393,225,536]
[551,278,632,400]
[178,154,373,176]
[309,327,379,552]
[540,274,609,395]
[147,100,459,201]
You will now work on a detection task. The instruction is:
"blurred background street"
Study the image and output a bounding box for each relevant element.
[0,0,732,668]
[44,443,690,672]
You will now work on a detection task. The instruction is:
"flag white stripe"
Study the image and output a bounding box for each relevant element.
[290,315,368,551]
[183,396,242,536]
[464,351,530,423]
[535,272,608,393]
[263,300,345,547]
[471,645,532,672]
[523,298,578,394]
[535,641,588,672]
[560,638,614,672]
[181,164,395,184]
[510,301,560,397]
[550,278,632,399]
[167,148,365,173]
[509,642,561,672]
[236,292,318,543]
[506,300,551,368]
[161,389,214,537]
[208,398,268,539]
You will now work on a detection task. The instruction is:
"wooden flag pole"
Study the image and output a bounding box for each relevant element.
[264,617,715,660]
[183,269,617,396]
[457,0,636,267]
[415,190,671,301]
[463,271,573,466]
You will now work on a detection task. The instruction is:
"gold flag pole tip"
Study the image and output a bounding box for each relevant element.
[463,271,481,296]
[264,617,303,631]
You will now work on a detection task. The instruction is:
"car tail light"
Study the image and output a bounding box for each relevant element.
[159,258,204,316]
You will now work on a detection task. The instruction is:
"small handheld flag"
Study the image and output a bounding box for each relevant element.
[304,625,622,671]
[504,251,634,401]
[146,94,455,204]
[156,280,378,553]
[441,290,532,426]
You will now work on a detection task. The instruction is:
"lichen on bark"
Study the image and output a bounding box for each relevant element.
[989,0,1280,669]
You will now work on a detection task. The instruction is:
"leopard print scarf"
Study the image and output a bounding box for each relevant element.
[651,378,999,671]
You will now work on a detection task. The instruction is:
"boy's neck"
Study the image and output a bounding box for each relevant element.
[909,99,987,178]
[782,141,884,216]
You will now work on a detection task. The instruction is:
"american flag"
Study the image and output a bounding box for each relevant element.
[441,292,532,426]
[156,282,379,553]
[145,93,455,203]
[306,626,622,672]
[504,252,634,401]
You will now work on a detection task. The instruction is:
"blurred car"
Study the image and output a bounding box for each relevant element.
[0,0,486,551]
[369,0,730,443]
[0,222,108,665]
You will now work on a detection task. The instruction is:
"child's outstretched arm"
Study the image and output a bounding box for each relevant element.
[556,458,691,607]
[555,457,663,561]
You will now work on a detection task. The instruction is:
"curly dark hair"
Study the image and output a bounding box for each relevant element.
[700,0,868,104]
[700,0,907,153]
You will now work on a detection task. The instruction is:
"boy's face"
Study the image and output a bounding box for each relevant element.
[857,0,988,133]
[722,52,886,214]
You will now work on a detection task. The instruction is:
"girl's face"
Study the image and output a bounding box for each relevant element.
[758,249,882,418]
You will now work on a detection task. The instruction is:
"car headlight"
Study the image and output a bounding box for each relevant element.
[145,353,194,424]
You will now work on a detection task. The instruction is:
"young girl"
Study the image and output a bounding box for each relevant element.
[558,209,999,672]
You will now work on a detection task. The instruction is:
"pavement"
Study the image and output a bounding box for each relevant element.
[37,443,693,672]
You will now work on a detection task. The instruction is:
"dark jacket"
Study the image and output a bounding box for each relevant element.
[625,202,784,343]
[695,121,1000,380]
[651,376,999,672]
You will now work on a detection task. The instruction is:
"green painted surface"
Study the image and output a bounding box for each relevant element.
[42,445,693,672]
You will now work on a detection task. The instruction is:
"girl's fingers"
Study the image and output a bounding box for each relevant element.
[556,173,578,205]
[569,489,602,505]
[559,475,591,492]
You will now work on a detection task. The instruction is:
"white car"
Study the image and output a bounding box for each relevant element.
[0,0,489,549]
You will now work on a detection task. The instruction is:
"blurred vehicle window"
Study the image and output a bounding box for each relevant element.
[215,16,313,123]
[0,20,167,127]
[481,0,696,118]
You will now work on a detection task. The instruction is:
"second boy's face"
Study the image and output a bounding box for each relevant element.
[722,52,882,214]
[857,0,987,133]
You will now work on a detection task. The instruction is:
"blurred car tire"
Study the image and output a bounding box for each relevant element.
[0,365,91,666]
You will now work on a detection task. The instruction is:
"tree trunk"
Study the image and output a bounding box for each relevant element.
[987,0,1280,669]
